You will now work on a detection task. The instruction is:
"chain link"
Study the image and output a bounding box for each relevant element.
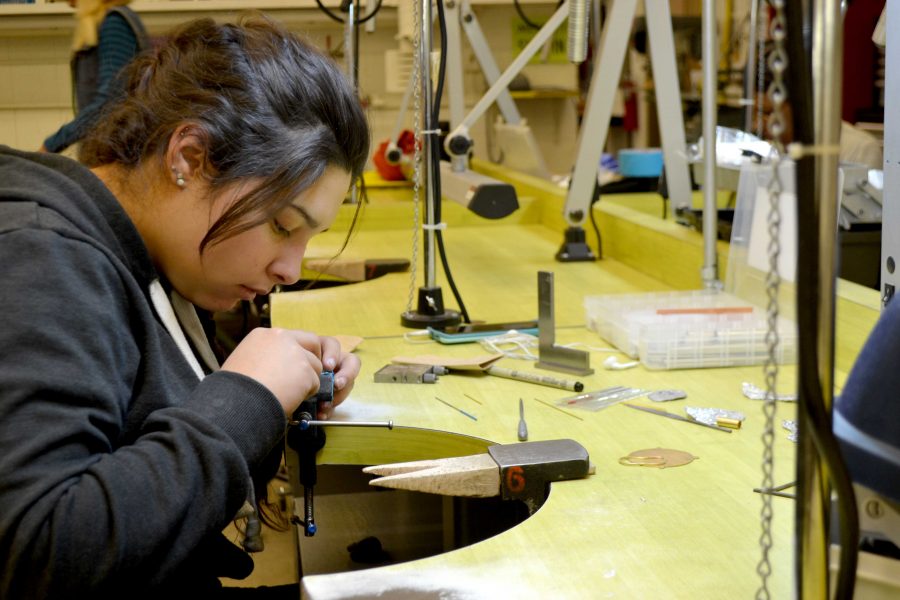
[755,5,769,138]
[406,0,423,312]
[756,1,787,598]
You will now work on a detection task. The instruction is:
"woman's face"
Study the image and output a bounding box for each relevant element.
[159,166,351,312]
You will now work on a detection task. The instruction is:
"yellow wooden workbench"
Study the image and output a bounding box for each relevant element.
[270,166,881,599]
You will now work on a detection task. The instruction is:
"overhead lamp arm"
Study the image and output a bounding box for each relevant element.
[558,0,692,262]
[444,1,570,160]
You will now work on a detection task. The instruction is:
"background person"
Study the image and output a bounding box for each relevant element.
[41,0,147,154]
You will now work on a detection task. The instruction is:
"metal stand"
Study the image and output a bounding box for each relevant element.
[560,0,692,261]
[401,286,461,329]
[401,0,461,329]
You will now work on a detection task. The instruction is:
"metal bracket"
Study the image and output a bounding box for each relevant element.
[535,271,593,375]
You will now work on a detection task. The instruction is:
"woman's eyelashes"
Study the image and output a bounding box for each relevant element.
[271,219,291,237]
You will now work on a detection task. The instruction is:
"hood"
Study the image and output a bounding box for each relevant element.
[0,145,157,287]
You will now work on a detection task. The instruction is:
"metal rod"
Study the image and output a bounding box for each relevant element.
[797,2,843,596]
[882,3,900,303]
[303,486,316,536]
[444,0,466,129]
[346,0,360,204]
[701,0,719,287]
[346,0,357,86]
[420,0,437,288]
[300,420,394,429]
[744,0,760,132]
[434,396,477,421]
[812,0,841,417]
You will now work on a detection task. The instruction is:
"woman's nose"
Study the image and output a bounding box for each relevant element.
[269,241,307,286]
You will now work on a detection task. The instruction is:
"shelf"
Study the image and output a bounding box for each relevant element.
[0,0,562,16]
[0,0,374,32]
[509,88,579,100]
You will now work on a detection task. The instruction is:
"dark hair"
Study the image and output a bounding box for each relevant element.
[80,14,370,250]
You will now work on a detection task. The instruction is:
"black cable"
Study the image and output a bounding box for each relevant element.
[514,0,564,31]
[431,0,470,323]
[432,154,471,323]
[513,0,542,30]
[588,198,603,259]
[314,0,384,25]
[782,2,859,598]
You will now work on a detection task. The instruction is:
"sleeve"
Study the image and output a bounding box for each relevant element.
[43,12,140,153]
[835,297,900,504]
[0,227,286,598]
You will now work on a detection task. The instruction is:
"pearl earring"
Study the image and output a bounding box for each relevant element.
[171,166,186,188]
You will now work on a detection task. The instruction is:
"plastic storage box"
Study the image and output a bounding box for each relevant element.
[585,290,797,370]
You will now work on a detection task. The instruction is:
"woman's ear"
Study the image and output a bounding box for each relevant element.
[165,124,206,189]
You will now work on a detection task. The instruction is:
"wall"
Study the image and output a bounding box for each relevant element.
[0,2,579,172]
[0,30,75,152]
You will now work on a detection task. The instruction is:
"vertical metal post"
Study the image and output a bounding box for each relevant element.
[795,1,843,598]
[346,0,360,204]
[700,0,719,287]
[882,2,900,306]
[563,0,635,231]
[444,0,466,131]
[346,0,357,85]
[745,0,760,132]
[644,0,693,215]
[420,0,437,289]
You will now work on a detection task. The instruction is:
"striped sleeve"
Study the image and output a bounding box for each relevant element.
[96,12,140,89]
[42,12,140,153]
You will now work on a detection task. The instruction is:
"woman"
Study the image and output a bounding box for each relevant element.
[41,0,147,154]
[1,15,369,598]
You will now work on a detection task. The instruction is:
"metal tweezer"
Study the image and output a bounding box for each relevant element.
[623,403,732,433]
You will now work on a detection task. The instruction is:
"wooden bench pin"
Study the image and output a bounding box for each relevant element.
[363,439,593,513]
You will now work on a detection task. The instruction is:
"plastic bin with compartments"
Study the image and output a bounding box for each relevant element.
[584,289,797,370]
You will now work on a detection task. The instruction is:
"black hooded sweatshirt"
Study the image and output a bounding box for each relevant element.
[0,146,287,598]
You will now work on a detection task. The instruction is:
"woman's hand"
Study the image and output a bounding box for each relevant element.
[220,327,325,417]
[318,336,361,420]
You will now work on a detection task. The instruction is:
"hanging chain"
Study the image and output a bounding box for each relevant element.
[755,3,769,139]
[756,1,788,598]
[406,0,423,312]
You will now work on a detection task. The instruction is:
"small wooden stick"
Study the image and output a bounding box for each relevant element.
[364,454,500,497]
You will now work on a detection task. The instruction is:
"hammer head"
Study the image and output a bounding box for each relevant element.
[488,439,591,509]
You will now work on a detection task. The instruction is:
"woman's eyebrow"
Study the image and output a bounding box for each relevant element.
[288,204,320,230]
